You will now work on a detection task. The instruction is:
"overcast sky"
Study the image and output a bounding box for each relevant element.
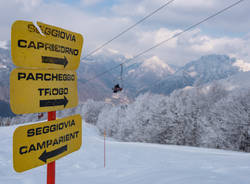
[0,0,249,65]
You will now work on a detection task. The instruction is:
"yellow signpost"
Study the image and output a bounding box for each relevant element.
[10,68,78,114]
[13,114,82,172]
[11,20,83,70]
[11,20,84,179]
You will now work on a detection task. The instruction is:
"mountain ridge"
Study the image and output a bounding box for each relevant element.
[0,42,248,117]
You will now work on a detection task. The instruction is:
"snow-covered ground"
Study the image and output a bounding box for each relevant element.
[1,121,250,184]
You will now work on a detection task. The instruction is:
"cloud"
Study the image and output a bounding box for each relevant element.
[107,27,250,66]
[173,0,215,8]
[111,0,250,35]
[154,28,180,48]
[0,0,249,66]
[80,0,104,6]
[233,59,250,72]
[15,0,42,11]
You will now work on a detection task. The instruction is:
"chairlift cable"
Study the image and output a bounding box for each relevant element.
[82,0,244,85]
[82,0,176,60]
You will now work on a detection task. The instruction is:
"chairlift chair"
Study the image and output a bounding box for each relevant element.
[112,64,123,93]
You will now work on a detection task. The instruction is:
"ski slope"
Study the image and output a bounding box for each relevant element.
[1,121,250,184]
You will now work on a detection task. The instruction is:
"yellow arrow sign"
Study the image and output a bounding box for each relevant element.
[13,114,82,172]
[10,68,78,114]
[11,20,83,70]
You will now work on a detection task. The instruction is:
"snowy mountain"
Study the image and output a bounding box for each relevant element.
[0,43,15,117]
[78,51,176,102]
[178,55,239,85]
[0,122,250,184]
[128,56,175,78]
[0,42,13,96]
[124,56,175,96]
[0,41,248,117]
[148,55,241,95]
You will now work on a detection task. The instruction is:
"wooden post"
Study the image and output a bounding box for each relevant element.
[104,130,106,168]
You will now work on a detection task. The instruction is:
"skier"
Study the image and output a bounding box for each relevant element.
[112,84,123,93]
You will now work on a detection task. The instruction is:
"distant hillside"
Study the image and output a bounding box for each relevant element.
[0,100,15,117]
